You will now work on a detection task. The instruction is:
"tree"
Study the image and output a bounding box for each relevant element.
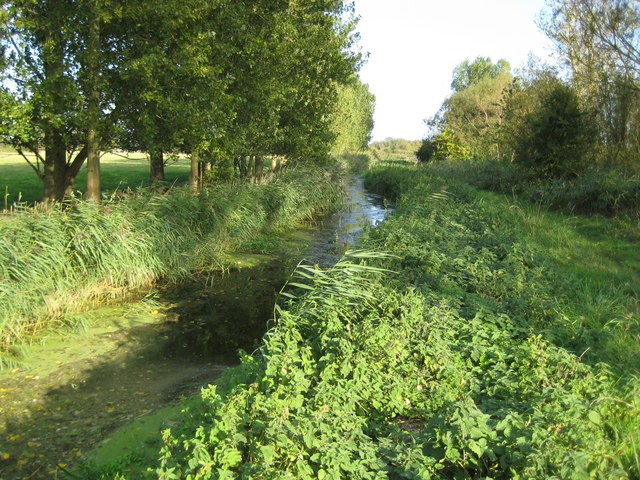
[0,0,118,202]
[541,0,640,165]
[416,128,469,163]
[1,0,364,200]
[426,57,512,159]
[330,77,375,154]
[451,56,511,92]
[1,1,86,201]
[504,76,596,177]
[108,0,233,185]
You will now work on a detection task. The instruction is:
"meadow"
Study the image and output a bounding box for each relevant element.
[0,147,191,206]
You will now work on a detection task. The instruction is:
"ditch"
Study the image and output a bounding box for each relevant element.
[0,176,389,480]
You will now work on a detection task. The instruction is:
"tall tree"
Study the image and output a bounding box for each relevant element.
[1,1,85,201]
[0,0,116,202]
[426,57,512,159]
[503,74,596,177]
[541,0,640,165]
[109,0,232,184]
[330,77,375,154]
[451,57,511,92]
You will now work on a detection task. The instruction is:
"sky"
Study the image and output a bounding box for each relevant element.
[353,0,556,141]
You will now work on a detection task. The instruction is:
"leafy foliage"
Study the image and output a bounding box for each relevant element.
[330,77,376,154]
[416,128,469,162]
[451,57,511,92]
[504,78,597,178]
[428,158,640,217]
[0,0,368,200]
[423,57,512,161]
[145,164,637,479]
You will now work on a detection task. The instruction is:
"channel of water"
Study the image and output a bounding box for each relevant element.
[0,176,389,479]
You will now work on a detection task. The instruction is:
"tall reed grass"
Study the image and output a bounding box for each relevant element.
[0,166,342,366]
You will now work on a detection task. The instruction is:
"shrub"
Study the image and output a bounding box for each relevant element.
[506,79,597,178]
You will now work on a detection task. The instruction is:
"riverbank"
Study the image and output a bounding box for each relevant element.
[130,161,636,478]
[0,165,343,368]
[0,165,390,479]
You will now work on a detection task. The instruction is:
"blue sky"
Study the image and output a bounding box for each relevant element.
[353,0,555,141]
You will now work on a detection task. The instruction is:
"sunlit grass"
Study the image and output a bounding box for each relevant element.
[0,150,191,206]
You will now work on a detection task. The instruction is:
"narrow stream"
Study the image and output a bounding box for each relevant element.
[0,176,389,479]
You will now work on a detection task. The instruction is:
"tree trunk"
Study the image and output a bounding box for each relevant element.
[85,3,101,202]
[255,155,264,183]
[247,155,255,180]
[149,150,165,183]
[189,152,200,191]
[41,32,70,203]
[43,132,68,203]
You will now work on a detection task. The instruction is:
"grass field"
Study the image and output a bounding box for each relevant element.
[0,148,191,206]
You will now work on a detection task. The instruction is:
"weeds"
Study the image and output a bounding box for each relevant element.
[138,163,639,478]
[429,158,640,217]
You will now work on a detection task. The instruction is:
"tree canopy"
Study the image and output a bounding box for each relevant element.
[541,0,640,166]
[0,0,372,202]
[423,57,512,160]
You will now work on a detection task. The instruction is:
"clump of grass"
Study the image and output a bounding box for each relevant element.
[0,166,341,366]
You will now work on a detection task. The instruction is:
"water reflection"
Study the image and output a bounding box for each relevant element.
[154,174,390,363]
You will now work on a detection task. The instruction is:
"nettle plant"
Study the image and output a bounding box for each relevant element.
[154,167,637,479]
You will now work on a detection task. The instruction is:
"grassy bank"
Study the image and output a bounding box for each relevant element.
[426,158,640,217]
[95,162,637,478]
[0,150,191,206]
[0,166,342,367]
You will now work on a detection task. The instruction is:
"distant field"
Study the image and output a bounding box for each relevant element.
[0,149,191,206]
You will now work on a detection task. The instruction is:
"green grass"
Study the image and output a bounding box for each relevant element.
[0,150,191,206]
[92,161,638,478]
[0,165,343,366]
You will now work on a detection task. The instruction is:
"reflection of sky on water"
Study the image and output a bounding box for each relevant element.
[302,176,391,267]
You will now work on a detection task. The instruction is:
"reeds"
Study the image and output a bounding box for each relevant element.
[0,166,341,366]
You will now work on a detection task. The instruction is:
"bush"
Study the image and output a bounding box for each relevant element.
[415,138,435,163]
[506,80,596,178]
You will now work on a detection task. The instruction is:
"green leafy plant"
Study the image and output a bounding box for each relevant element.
[141,164,638,479]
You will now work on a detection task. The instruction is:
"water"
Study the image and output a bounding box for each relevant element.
[0,176,390,478]
[302,175,388,266]
[143,175,389,366]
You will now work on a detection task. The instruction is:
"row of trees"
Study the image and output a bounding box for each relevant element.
[0,0,375,202]
[419,0,640,178]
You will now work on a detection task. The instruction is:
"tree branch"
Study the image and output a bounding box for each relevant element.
[7,35,45,82]
[16,147,44,179]
[67,145,89,181]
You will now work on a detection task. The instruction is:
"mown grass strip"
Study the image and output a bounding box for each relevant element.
[0,152,192,206]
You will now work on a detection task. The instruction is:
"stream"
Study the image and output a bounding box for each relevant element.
[0,176,389,479]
